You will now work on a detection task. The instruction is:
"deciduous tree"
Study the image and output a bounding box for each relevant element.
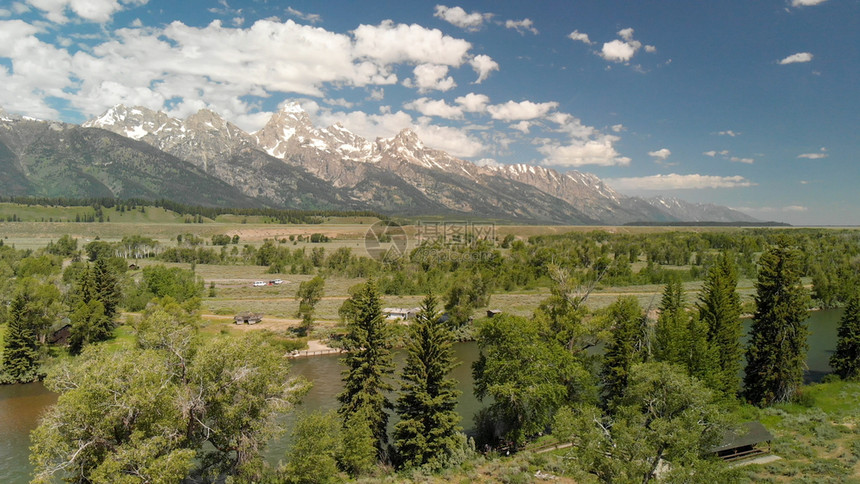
[296,275,325,334]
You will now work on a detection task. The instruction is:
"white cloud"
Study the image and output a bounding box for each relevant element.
[469,54,498,83]
[0,17,497,123]
[539,134,630,167]
[648,148,671,160]
[487,100,558,121]
[611,124,625,133]
[703,150,730,157]
[413,117,485,157]
[606,174,756,191]
[505,18,538,35]
[779,52,813,64]
[798,152,828,159]
[26,0,149,24]
[433,5,491,31]
[598,28,654,64]
[474,158,500,167]
[729,156,754,164]
[568,30,592,45]
[510,121,530,133]
[353,20,472,67]
[791,0,827,6]
[323,97,353,108]
[286,6,321,24]
[310,107,485,158]
[454,92,489,113]
[403,97,463,119]
[0,9,11,17]
[368,88,385,101]
[406,63,456,92]
[718,130,740,136]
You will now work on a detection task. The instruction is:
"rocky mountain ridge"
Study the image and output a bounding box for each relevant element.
[0,103,759,224]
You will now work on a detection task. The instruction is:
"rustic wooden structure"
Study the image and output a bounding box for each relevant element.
[711,421,774,462]
[234,312,263,325]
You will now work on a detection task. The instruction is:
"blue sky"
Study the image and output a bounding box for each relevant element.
[1,0,857,224]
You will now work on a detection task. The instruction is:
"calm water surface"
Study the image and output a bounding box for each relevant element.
[0,309,843,483]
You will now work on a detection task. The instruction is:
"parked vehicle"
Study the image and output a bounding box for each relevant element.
[253,281,266,287]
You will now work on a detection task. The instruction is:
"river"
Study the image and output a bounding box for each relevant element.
[0,308,844,483]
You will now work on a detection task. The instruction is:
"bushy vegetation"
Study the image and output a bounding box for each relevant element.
[2,217,860,482]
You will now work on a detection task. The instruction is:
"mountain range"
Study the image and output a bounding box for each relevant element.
[0,104,758,224]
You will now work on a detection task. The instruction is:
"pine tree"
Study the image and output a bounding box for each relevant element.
[601,296,644,408]
[698,252,743,396]
[830,292,860,380]
[744,243,810,406]
[653,277,688,366]
[337,279,394,461]
[92,258,121,319]
[1,292,41,382]
[394,294,461,470]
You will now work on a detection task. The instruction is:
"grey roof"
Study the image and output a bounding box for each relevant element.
[710,421,774,453]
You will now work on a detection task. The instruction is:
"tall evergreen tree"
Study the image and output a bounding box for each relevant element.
[744,243,810,406]
[601,296,644,409]
[394,294,461,470]
[337,279,394,461]
[698,252,743,396]
[830,292,860,380]
[1,292,41,382]
[653,276,688,366]
[92,258,121,319]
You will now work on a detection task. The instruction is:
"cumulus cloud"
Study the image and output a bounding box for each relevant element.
[648,148,671,160]
[606,174,756,191]
[487,100,558,121]
[730,156,754,164]
[353,20,472,67]
[539,134,630,167]
[403,97,463,119]
[718,130,740,136]
[798,147,828,159]
[505,18,538,35]
[568,30,592,45]
[286,6,321,24]
[469,54,498,83]
[598,28,655,64]
[405,63,456,92]
[413,117,485,157]
[26,0,149,24]
[474,158,500,167]
[779,52,813,64]
[791,0,827,6]
[703,150,729,157]
[0,17,497,125]
[611,124,625,133]
[311,106,485,158]
[510,121,530,133]
[0,8,11,17]
[454,92,489,113]
[433,5,491,31]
